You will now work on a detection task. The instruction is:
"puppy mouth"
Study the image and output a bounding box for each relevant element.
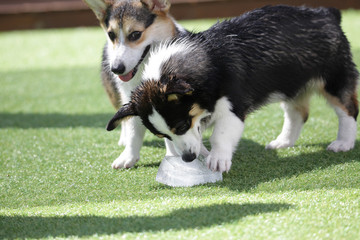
[118,45,151,82]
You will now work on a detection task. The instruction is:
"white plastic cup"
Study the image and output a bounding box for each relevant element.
[156,156,223,187]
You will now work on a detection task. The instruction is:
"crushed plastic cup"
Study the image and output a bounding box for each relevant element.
[156,156,222,187]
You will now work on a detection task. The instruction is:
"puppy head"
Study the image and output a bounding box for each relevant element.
[107,78,209,162]
[83,0,175,80]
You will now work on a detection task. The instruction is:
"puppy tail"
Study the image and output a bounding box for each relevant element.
[327,7,342,24]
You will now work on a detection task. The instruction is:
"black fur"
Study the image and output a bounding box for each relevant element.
[158,5,358,122]
[107,5,359,170]
[105,0,157,28]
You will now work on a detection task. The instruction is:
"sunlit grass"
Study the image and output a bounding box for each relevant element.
[1,10,360,240]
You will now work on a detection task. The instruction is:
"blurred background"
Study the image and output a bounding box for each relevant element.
[1,0,360,31]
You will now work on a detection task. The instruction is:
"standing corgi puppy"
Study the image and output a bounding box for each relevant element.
[83,0,188,168]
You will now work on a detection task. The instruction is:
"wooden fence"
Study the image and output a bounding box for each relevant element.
[1,0,359,31]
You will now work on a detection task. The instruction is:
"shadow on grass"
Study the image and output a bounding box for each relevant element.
[134,136,360,192]
[2,111,359,194]
[0,203,292,238]
[0,112,113,129]
[221,139,360,192]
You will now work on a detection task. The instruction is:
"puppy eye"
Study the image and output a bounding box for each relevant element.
[128,31,142,41]
[175,120,191,135]
[108,31,116,41]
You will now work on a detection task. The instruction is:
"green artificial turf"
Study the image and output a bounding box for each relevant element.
[1,11,360,240]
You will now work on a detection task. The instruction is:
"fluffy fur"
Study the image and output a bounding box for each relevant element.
[107,5,359,173]
[83,0,187,168]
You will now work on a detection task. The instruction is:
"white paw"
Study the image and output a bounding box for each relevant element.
[111,152,139,169]
[265,139,294,150]
[206,150,232,173]
[327,140,354,152]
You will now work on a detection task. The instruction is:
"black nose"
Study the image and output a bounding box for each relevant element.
[182,152,196,162]
[111,62,126,74]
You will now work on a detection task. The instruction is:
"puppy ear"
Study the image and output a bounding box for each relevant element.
[141,0,171,13]
[106,103,138,131]
[83,0,107,21]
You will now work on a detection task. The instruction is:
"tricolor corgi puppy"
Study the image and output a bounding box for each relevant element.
[107,5,358,173]
[83,0,187,168]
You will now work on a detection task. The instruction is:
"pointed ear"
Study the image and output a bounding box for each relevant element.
[165,79,194,102]
[106,103,138,131]
[83,0,107,21]
[141,0,171,13]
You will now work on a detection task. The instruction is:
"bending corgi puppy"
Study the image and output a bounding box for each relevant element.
[107,5,358,173]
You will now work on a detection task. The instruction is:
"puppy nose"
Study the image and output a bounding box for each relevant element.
[111,62,126,74]
[182,152,196,162]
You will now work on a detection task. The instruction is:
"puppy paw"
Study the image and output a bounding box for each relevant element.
[265,139,294,150]
[206,150,232,173]
[327,140,354,152]
[112,152,139,169]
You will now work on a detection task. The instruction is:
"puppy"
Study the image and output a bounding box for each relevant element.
[107,5,358,173]
[83,0,187,168]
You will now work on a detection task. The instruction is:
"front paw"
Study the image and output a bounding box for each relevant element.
[112,152,139,169]
[327,140,354,152]
[265,139,293,150]
[206,150,232,173]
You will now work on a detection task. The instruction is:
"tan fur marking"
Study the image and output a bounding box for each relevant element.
[141,0,171,13]
[101,71,122,109]
[318,82,358,118]
[321,90,349,114]
[128,14,175,48]
[295,105,309,123]
[350,92,359,118]
[189,104,203,117]
[123,16,146,35]
[167,94,179,102]
[296,95,310,122]
[156,134,165,138]
[107,19,120,46]
[190,104,205,128]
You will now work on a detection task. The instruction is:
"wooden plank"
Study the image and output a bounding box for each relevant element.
[171,0,360,19]
[0,10,97,31]
[0,0,87,14]
[0,0,359,31]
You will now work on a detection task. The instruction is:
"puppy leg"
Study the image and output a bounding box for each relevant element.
[112,117,146,169]
[207,114,243,173]
[200,143,210,158]
[207,98,244,173]
[266,96,310,149]
[324,91,358,152]
[118,121,127,146]
[327,106,357,152]
[101,68,127,147]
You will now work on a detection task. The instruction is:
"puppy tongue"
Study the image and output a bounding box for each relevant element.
[118,71,133,82]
